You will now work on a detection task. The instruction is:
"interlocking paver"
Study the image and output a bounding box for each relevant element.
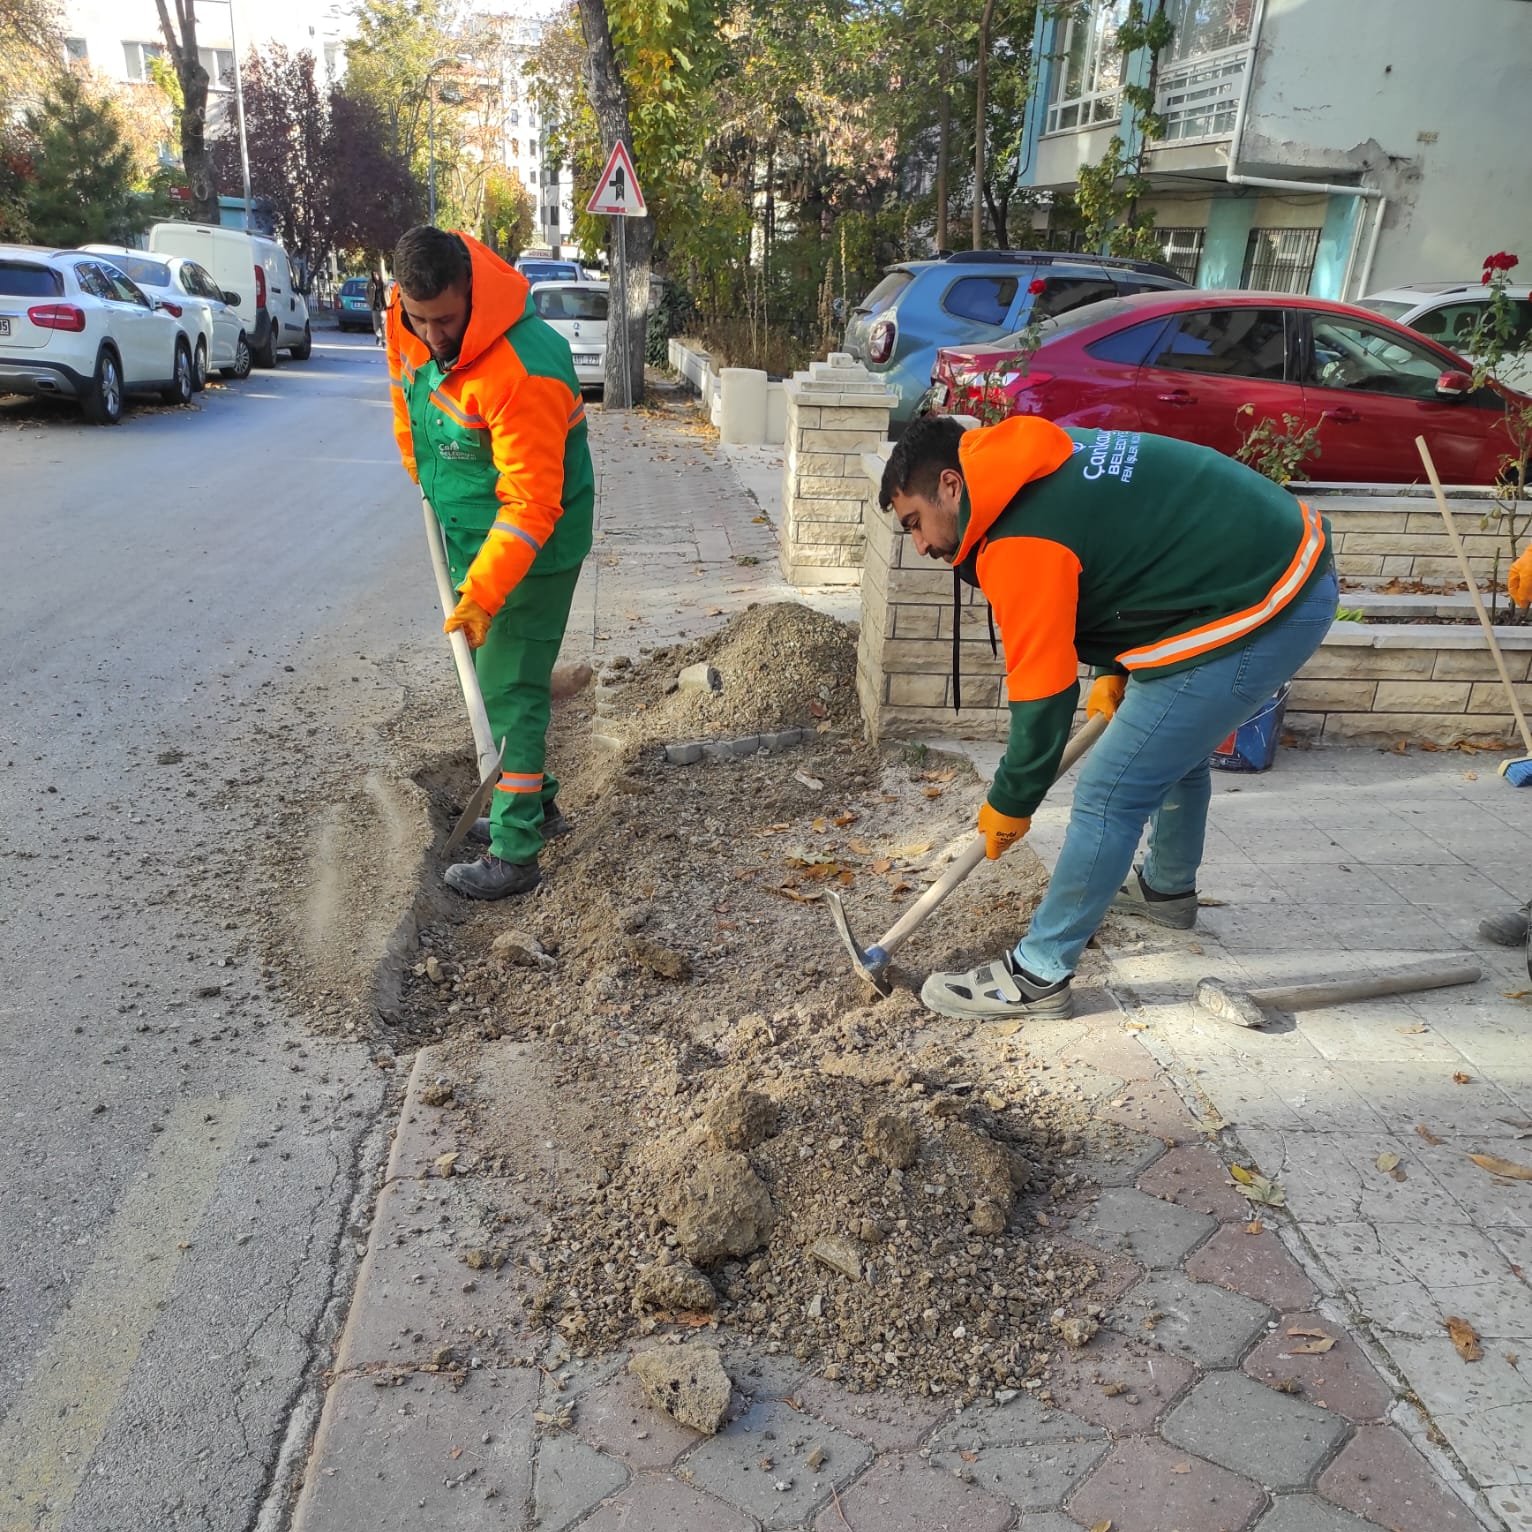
[1136,1144,1251,1220]
[1111,1272,1273,1367]
[1061,1126,1167,1187]
[719,1343,811,1405]
[932,1391,1103,1452]
[1253,1493,1387,1531]
[1161,1371,1348,1490]
[810,1451,1012,1532]
[1317,1425,1483,1532]
[576,1474,758,1532]
[683,1395,872,1528]
[1042,1329,1196,1432]
[1099,1079,1200,1143]
[532,1431,628,1531]
[1241,1312,1394,1423]
[1077,1186,1215,1269]
[574,1366,702,1469]
[935,1437,1108,1512]
[791,1375,946,1450]
[1184,1224,1320,1311]
[1061,1027,1161,1083]
[1068,1435,1265,1532]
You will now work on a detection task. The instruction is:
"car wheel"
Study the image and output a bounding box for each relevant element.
[81,347,123,426]
[161,342,193,406]
[291,322,312,361]
[221,332,252,381]
[255,323,277,368]
[193,337,208,391]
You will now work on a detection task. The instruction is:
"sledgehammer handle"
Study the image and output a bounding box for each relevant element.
[876,712,1109,962]
[1249,961,1481,1014]
[422,496,500,782]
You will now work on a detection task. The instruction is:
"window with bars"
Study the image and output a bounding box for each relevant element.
[1156,0,1255,142]
[1047,1,1129,134]
[1241,228,1321,293]
[1157,227,1206,283]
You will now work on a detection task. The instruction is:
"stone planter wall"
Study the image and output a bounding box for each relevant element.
[778,355,896,588]
[1301,484,1513,586]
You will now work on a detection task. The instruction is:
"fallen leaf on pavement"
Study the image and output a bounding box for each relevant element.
[1453,1072,1473,1085]
[772,885,822,904]
[1416,1124,1444,1146]
[1397,1023,1427,1035]
[1445,1315,1483,1361]
[923,786,943,799]
[959,1449,980,1464]
[1230,1164,1286,1206]
[809,699,828,719]
[870,858,893,874]
[1504,989,1532,1000]
[1287,1326,1328,1338]
[1469,1152,1532,1181]
[847,838,872,855]
[1289,1335,1336,1355]
[1245,1218,1263,1235]
[889,840,933,859]
[1376,1152,1401,1172]
[834,812,858,828]
[1089,1522,1113,1532]
[1169,1462,1191,1473]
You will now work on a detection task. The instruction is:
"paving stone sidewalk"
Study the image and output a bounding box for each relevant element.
[289,401,1513,1530]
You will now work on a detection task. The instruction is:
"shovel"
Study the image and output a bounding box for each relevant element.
[422,496,506,852]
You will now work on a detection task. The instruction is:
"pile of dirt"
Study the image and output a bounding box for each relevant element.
[381,602,1141,1400]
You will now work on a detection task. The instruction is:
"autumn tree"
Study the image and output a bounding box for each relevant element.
[23,70,140,245]
[479,164,534,257]
[325,86,423,261]
[154,0,217,221]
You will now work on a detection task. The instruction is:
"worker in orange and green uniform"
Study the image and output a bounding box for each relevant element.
[880,414,1338,1021]
[1480,543,1532,954]
[387,224,594,900]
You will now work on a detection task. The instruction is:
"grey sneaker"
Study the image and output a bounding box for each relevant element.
[467,800,572,847]
[920,951,1073,1021]
[444,854,541,900]
[1479,901,1530,947]
[1111,865,1198,930]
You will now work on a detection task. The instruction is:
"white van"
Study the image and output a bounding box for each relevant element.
[147,222,311,366]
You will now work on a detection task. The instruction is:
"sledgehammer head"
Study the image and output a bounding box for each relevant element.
[1194,976,1267,1029]
[825,890,893,998]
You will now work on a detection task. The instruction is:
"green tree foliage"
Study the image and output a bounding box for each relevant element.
[22,70,142,245]
[479,165,534,257]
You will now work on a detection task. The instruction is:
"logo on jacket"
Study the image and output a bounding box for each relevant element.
[437,439,481,460]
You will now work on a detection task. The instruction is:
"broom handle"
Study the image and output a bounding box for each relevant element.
[1416,436,1532,756]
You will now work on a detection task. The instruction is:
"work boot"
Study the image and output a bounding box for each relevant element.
[919,950,1073,1021]
[1111,865,1198,930]
[445,853,541,900]
[467,800,572,847]
[1479,900,1531,947]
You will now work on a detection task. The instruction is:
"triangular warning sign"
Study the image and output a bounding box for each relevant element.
[586,141,646,218]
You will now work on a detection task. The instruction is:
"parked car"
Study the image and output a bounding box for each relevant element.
[0,243,195,423]
[336,275,375,333]
[1359,282,1532,392]
[516,255,583,285]
[841,250,1189,429]
[81,243,250,386]
[925,290,1528,485]
[147,222,311,366]
[530,280,608,389]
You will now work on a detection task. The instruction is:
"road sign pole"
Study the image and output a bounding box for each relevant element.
[585,140,646,414]
[619,215,632,411]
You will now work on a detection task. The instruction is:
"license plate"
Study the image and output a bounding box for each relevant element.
[574,353,599,365]
[0,317,10,337]
[930,381,948,406]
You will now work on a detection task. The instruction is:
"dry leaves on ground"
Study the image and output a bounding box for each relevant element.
[1469,1152,1532,1181]
[1230,1164,1286,1206]
[1445,1316,1484,1362]
[1453,1072,1474,1085]
[1286,1326,1336,1355]
[1416,1124,1444,1146]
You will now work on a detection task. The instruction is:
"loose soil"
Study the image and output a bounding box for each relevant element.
[252,600,1155,1401]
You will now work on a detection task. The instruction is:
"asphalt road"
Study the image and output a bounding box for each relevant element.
[0,328,436,1530]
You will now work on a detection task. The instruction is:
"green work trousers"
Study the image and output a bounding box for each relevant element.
[443,524,582,866]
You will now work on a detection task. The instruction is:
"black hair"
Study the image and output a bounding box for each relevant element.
[879,413,966,511]
[394,225,470,300]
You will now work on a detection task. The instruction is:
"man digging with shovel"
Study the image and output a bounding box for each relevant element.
[881,414,1338,1021]
[387,224,594,899]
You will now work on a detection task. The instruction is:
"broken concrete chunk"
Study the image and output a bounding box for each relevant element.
[1054,1313,1100,1349]
[418,1079,454,1107]
[626,936,693,981]
[662,1150,775,1264]
[628,1344,732,1434]
[809,1234,863,1282]
[970,1198,1008,1236]
[634,1258,717,1313]
[550,660,593,700]
[700,1085,778,1152]
[862,1111,920,1170]
[490,928,554,968]
[678,662,722,693]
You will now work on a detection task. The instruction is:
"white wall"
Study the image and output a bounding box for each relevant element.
[1247,0,1532,287]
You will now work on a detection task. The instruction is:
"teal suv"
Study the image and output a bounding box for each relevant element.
[842,250,1187,430]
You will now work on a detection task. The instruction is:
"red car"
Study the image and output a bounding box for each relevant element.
[927,290,1527,484]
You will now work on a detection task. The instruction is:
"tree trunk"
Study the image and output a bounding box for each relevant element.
[935,55,949,252]
[155,0,217,224]
[972,0,998,250]
[576,0,651,407]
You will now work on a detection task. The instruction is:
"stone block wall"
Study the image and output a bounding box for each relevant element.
[1303,486,1513,586]
[779,355,895,587]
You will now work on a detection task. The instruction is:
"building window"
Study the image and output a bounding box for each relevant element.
[122,40,167,82]
[529,139,537,157]
[545,204,559,230]
[1156,0,1255,142]
[509,108,519,126]
[1156,226,1206,283]
[64,36,88,65]
[199,48,235,89]
[1241,227,1322,294]
[1046,1,1129,134]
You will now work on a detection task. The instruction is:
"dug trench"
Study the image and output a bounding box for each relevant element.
[258,601,1170,1405]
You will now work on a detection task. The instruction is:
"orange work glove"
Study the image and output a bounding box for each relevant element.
[1509,545,1532,608]
[978,802,1031,861]
[1086,673,1127,722]
[444,593,493,649]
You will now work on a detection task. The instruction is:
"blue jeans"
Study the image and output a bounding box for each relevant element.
[1014,565,1339,983]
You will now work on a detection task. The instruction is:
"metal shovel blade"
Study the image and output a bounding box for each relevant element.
[444,735,507,853]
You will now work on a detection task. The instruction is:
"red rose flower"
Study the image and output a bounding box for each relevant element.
[1028,278,1047,295]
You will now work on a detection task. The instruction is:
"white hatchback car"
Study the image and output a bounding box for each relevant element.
[529,280,608,389]
[0,243,193,423]
[82,243,250,387]
[1360,282,1532,391]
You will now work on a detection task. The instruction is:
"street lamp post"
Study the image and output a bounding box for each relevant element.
[196,0,252,230]
[423,55,459,226]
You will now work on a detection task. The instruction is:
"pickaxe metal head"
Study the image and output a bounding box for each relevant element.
[1193,976,1267,1029]
[825,890,893,997]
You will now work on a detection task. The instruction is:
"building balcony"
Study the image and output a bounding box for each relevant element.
[1155,43,1251,145]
